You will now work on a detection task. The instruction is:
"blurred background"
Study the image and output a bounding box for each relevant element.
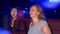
[0,0,60,34]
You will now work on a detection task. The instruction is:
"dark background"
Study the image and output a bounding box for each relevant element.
[0,0,60,34]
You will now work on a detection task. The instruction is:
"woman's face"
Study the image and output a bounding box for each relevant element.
[11,8,17,18]
[30,6,39,18]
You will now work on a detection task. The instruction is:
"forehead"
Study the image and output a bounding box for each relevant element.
[11,8,17,11]
[30,6,37,9]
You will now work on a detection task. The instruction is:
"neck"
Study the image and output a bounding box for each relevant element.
[32,17,39,24]
[12,17,17,20]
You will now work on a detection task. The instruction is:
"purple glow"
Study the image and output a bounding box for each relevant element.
[18,10,24,18]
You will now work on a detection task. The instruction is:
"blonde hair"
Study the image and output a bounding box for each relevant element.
[30,4,45,20]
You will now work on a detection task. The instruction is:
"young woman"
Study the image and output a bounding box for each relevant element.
[28,4,51,34]
[8,8,28,34]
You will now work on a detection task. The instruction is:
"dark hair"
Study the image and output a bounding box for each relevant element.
[11,8,17,11]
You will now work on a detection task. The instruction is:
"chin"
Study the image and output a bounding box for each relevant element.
[30,16,35,18]
[12,16,16,18]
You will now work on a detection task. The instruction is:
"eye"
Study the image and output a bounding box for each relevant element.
[32,10,34,11]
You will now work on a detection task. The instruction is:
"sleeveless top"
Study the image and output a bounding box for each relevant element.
[28,20,48,34]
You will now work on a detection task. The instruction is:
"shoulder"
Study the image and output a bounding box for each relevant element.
[39,20,48,27]
[40,20,47,24]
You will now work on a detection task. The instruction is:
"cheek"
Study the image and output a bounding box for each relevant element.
[11,12,17,16]
[30,11,37,16]
[34,12,39,17]
[15,12,17,15]
[13,11,17,14]
[33,11,37,15]
[34,12,37,14]
[11,12,13,15]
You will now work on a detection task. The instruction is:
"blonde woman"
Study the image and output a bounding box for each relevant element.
[28,4,51,34]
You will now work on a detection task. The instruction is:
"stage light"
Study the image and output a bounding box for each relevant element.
[49,0,60,2]
[23,10,26,13]
[29,0,60,9]
[41,2,59,9]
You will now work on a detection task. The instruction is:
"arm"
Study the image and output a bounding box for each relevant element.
[42,25,51,34]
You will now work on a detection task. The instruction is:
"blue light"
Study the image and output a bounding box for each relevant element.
[49,0,60,3]
[0,30,11,34]
[23,10,26,13]
[29,0,60,9]
[41,2,59,9]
